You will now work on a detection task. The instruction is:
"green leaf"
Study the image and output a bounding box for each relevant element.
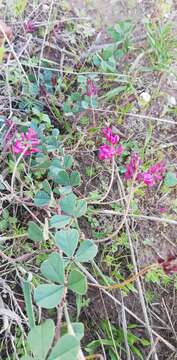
[60,193,77,216]
[68,270,87,295]
[164,172,177,187]
[21,356,34,360]
[59,193,87,218]
[22,280,35,329]
[28,221,44,242]
[75,199,87,217]
[34,284,65,309]
[28,320,54,360]
[0,46,5,63]
[58,186,72,196]
[50,215,71,229]
[48,334,79,360]
[14,0,27,15]
[55,229,79,257]
[49,159,62,178]
[140,338,150,346]
[34,191,50,207]
[42,180,52,194]
[70,171,81,186]
[41,253,64,284]
[55,170,70,185]
[64,155,73,169]
[100,86,127,100]
[72,322,84,340]
[75,240,98,262]
[131,345,144,360]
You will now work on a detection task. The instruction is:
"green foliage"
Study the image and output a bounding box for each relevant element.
[0,209,17,232]
[92,20,134,74]
[68,270,87,295]
[34,284,65,309]
[164,172,177,187]
[48,334,79,360]
[34,191,50,207]
[60,192,87,217]
[41,253,65,284]
[75,240,98,262]
[12,0,27,16]
[145,267,172,286]
[21,320,80,360]
[34,233,97,308]
[145,20,177,70]
[86,320,149,359]
[0,46,5,63]
[49,215,71,229]
[22,280,35,329]
[28,222,44,242]
[108,20,134,52]
[27,320,54,360]
[2,8,176,359]
[55,229,79,257]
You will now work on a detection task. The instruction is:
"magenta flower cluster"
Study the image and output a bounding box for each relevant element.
[98,127,123,160]
[158,255,177,275]
[24,20,36,33]
[13,128,40,156]
[124,153,141,180]
[125,154,166,187]
[143,161,166,186]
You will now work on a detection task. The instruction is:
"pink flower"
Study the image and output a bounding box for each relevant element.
[147,161,166,181]
[24,20,36,33]
[124,157,166,187]
[13,128,40,156]
[103,127,112,138]
[143,173,155,187]
[98,144,115,160]
[136,172,144,182]
[86,79,97,97]
[103,127,120,145]
[142,161,166,187]
[159,207,167,213]
[158,255,177,275]
[125,154,141,179]
[116,144,123,156]
[99,126,123,161]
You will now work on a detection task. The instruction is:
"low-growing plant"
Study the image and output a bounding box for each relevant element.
[86,319,150,360]
[145,19,177,70]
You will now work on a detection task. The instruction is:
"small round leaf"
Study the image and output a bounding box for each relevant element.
[28,221,44,242]
[34,284,64,309]
[55,229,79,257]
[49,215,71,229]
[48,334,79,360]
[41,253,64,284]
[28,319,54,360]
[75,240,98,262]
[68,270,87,295]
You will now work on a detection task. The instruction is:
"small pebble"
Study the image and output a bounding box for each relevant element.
[140,92,151,103]
[167,95,176,107]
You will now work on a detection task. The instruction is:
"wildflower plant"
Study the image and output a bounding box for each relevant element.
[13,128,40,155]
[98,127,123,160]
[6,123,98,359]
[1,7,177,359]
